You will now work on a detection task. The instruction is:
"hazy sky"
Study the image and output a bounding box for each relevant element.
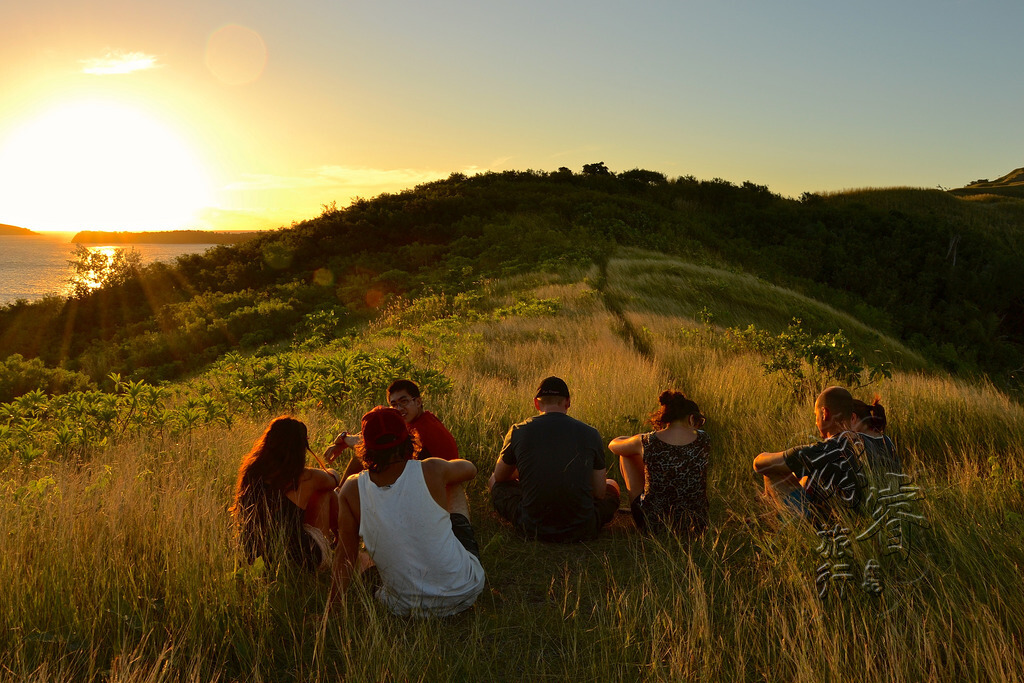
[1,0,1021,232]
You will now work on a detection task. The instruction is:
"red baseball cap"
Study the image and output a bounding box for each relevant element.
[360,406,410,450]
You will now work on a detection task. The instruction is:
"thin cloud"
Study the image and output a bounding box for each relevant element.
[81,50,159,75]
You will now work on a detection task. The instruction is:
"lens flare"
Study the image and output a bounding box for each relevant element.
[205,25,268,85]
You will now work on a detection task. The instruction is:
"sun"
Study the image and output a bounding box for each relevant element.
[0,100,213,232]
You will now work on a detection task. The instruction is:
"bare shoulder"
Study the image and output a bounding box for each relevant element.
[422,457,476,482]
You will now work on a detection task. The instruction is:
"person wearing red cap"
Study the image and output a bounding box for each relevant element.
[488,376,621,542]
[329,407,484,616]
[336,379,459,480]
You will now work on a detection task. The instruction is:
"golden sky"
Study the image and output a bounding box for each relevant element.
[1,0,1022,232]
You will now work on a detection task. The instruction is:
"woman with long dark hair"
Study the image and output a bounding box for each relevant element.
[608,390,710,534]
[231,416,346,571]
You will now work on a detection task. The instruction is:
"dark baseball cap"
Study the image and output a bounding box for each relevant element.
[535,376,570,399]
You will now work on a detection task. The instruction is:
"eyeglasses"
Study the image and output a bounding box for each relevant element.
[389,396,415,408]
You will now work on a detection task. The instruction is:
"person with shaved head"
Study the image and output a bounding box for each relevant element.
[753,386,865,518]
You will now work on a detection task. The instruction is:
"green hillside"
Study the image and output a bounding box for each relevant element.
[1,167,1021,397]
[1,252,1022,681]
[950,166,1024,200]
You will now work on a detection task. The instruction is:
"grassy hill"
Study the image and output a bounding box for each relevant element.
[1,168,1022,393]
[950,166,1024,200]
[1,253,1022,681]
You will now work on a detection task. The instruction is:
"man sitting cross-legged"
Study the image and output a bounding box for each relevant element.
[753,385,865,518]
[329,407,485,617]
[488,376,620,543]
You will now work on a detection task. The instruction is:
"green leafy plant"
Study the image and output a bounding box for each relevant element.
[727,318,892,396]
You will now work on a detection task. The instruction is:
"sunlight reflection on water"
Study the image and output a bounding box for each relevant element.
[0,235,217,305]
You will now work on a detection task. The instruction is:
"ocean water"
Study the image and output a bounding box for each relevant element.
[0,233,219,306]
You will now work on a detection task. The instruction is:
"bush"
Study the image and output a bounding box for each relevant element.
[0,355,95,403]
[727,318,892,396]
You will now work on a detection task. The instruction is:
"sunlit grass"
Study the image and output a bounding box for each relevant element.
[3,252,1024,681]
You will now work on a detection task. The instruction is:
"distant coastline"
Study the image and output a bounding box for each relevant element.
[71,229,262,245]
[0,223,38,236]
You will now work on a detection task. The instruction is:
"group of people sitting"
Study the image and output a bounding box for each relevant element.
[230,377,893,617]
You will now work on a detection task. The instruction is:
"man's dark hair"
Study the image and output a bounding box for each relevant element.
[387,379,420,398]
[818,386,854,420]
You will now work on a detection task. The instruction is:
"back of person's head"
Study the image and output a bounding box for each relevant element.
[231,415,308,526]
[816,386,854,421]
[535,376,570,409]
[650,390,705,429]
[358,406,417,472]
[387,379,420,398]
[853,396,887,433]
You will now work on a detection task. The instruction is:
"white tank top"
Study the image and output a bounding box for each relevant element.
[357,460,485,616]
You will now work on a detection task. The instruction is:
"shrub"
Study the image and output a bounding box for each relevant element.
[0,355,95,403]
[727,318,892,396]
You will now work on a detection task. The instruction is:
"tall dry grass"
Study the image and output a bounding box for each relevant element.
[2,254,1023,681]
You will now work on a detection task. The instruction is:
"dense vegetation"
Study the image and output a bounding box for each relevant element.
[2,261,1022,682]
[3,167,1022,680]
[2,166,1024,394]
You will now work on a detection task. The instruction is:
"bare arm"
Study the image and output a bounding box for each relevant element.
[422,458,478,509]
[324,432,362,464]
[608,434,644,457]
[329,478,361,606]
[752,451,792,477]
[440,458,477,486]
[591,467,609,500]
[488,459,518,490]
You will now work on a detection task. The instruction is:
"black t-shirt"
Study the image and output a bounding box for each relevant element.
[783,432,864,509]
[856,433,901,474]
[499,412,605,540]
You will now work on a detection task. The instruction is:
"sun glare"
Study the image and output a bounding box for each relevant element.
[0,100,212,232]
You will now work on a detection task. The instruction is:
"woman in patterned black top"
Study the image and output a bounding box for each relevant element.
[609,391,710,534]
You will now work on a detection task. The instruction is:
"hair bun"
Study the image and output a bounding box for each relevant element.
[658,390,674,406]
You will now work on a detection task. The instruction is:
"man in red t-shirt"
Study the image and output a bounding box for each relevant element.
[385,379,459,461]
[337,379,459,479]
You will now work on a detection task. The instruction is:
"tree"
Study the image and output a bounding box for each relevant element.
[67,244,142,298]
[620,168,667,185]
[582,162,611,176]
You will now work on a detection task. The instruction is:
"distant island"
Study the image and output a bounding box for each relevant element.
[0,223,38,236]
[72,230,263,245]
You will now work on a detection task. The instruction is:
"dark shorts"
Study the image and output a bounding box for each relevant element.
[490,480,525,527]
[450,513,480,559]
[491,480,619,542]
